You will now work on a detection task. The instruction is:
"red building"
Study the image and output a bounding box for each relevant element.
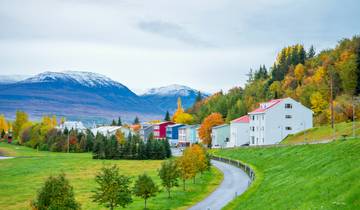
[153,121,175,139]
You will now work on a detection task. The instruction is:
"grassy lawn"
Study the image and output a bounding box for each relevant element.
[282,121,360,144]
[212,138,360,210]
[0,142,223,210]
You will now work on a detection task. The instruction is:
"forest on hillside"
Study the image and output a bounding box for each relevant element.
[189,36,360,125]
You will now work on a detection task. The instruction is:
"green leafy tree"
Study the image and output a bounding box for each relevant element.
[133,173,158,209]
[158,159,180,198]
[92,165,132,210]
[31,173,80,210]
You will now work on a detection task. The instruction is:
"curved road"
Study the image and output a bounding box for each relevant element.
[189,160,250,210]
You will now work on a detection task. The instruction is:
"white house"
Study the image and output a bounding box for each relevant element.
[91,126,132,138]
[211,124,230,148]
[229,115,250,147]
[57,121,87,133]
[248,97,313,145]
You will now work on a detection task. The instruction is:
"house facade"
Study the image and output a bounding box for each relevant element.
[153,121,175,139]
[249,97,313,145]
[166,124,185,146]
[178,124,200,146]
[211,124,230,148]
[230,115,250,147]
[139,124,154,141]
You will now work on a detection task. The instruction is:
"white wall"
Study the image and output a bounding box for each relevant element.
[230,122,249,147]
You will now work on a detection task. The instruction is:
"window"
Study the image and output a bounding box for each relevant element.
[251,126,255,131]
[285,126,292,130]
[256,116,259,120]
[225,137,229,142]
[262,115,264,120]
[262,138,265,143]
[251,136,255,144]
[285,103,292,109]
[285,115,292,119]
[252,116,255,120]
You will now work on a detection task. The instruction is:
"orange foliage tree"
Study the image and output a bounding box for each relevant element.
[198,113,224,147]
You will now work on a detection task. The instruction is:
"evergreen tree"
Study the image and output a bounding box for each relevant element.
[133,173,158,210]
[1,129,5,139]
[117,117,122,126]
[134,116,140,125]
[195,91,202,102]
[164,139,171,158]
[111,119,116,126]
[307,45,316,58]
[164,111,171,121]
[92,165,132,210]
[31,173,80,210]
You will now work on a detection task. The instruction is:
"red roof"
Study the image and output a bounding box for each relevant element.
[232,115,250,123]
[249,98,284,114]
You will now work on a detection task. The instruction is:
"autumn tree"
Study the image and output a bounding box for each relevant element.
[172,97,185,122]
[269,81,282,99]
[310,92,328,114]
[92,165,132,210]
[177,148,197,190]
[0,114,8,134]
[190,144,208,175]
[158,159,180,198]
[115,129,126,145]
[31,173,80,210]
[133,173,158,209]
[294,63,305,85]
[174,112,194,124]
[13,110,29,139]
[198,113,224,147]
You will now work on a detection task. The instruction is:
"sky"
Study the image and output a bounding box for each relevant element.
[0,0,359,93]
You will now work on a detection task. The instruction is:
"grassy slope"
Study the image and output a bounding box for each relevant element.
[0,143,223,210]
[212,139,360,210]
[282,121,360,144]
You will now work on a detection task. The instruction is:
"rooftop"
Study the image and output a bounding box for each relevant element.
[231,115,250,123]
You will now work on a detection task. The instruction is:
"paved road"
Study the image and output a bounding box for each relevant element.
[189,160,250,210]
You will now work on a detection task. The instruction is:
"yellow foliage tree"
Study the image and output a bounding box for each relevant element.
[0,114,8,133]
[269,81,282,99]
[198,113,224,147]
[115,129,126,145]
[174,112,194,124]
[51,115,57,127]
[13,111,29,139]
[172,97,184,122]
[177,148,197,190]
[294,63,305,84]
[310,92,328,114]
[190,144,208,175]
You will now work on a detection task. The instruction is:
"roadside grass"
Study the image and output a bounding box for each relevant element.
[0,143,223,210]
[212,138,360,210]
[282,121,360,144]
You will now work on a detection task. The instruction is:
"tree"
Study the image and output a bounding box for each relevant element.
[174,112,194,124]
[134,116,140,125]
[111,119,117,126]
[198,113,224,147]
[310,92,328,114]
[190,145,208,175]
[164,111,171,121]
[133,173,158,209]
[307,45,316,58]
[177,148,197,190]
[0,114,8,134]
[158,159,180,198]
[336,51,358,95]
[117,117,122,126]
[294,63,305,85]
[31,173,80,210]
[172,97,185,122]
[269,81,282,99]
[195,91,202,102]
[115,129,126,145]
[13,110,29,139]
[92,165,132,210]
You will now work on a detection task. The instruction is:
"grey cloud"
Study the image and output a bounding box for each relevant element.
[138,21,214,47]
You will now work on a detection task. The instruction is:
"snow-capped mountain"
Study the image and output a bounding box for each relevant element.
[21,71,126,88]
[0,74,30,84]
[141,84,208,112]
[0,71,162,122]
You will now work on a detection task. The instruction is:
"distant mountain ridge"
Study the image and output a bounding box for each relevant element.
[0,71,208,123]
[141,84,209,112]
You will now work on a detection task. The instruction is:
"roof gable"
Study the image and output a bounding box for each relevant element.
[231,115,250,123]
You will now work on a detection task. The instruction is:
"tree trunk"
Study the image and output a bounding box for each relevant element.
[183,179,186,191]
[193,176,196,184]
[144,198,147,209]
[168,189,171,198]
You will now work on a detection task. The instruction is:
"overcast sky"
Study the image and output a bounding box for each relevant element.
[0,0,359,93]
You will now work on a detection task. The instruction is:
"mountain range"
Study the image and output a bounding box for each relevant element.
[0,71,208,124]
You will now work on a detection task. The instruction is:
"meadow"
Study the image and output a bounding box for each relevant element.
[0,143,222,210]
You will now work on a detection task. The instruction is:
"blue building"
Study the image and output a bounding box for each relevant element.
[166,124,185,146]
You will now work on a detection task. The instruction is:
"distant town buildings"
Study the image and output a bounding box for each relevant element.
[57,121,87,133]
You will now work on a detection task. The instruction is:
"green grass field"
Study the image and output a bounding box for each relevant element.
[282,121,360,144]
[0,143,223,210]
[212,138,360,210]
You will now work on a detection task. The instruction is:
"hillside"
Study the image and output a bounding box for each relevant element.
[189,36,360,125]
[212,139,360,209]
[282,121,360,144]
